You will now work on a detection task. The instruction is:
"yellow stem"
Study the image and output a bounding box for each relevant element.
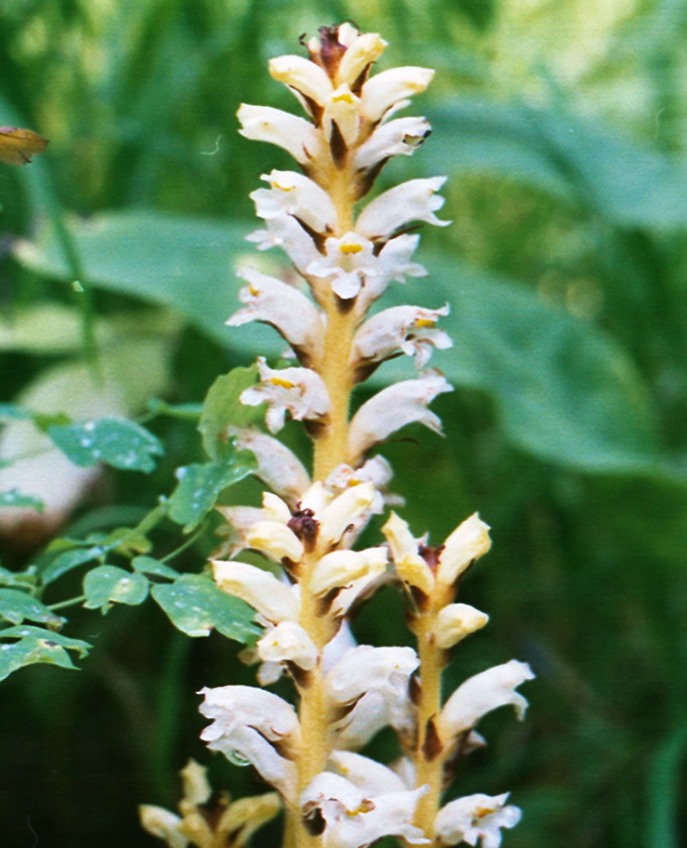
[412,611,447,844]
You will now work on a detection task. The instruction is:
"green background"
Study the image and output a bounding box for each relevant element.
[1,1,686,846]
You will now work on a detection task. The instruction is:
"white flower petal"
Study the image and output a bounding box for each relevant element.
[329,751,408,795]
[138,806,188,848]
[353,116,432,172]
[437,513,492,586]
[440,660,535,739]
[348,373,453,462]
[257,620,318,671]
[382,511,434,597]
[228,427,311,506]
[318,481,380,547]
[356,177,449,239]
[336,32,388,87]
[212,560,300,623]
[240,357,330,434]
[301,772,428,848]
[227,266,325,364]
[435,603,490,649]
[245,519,305,564]
[360,66,435,123]
[435,792,522,848]
[352,304,452,372]
[199,685,299,799]
[311,547,388,597]
[237,104,322,165]
[356,234,427,311]
[269,55,334,107]
[253,169,337,234]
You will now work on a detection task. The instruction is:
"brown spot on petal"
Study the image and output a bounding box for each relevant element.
[329,120,348,167]
[288,507,319,552]
[303,806,327,836]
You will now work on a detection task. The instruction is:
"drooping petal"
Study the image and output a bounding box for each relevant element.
[348,373,453,462]
[351,304,452,373]
[356,234,427,311]
[257,620,318,671]
[434,792,522,848]
[439,660,535,740]
[311,547,388,596]
[356,177,449,239]
[301,772,428,848]
[353,116,432,172]
[329,751,409,795]
[268,54,334,107]
[212,560,300,623]
[227,427,311,506]
[199,685,299,799]
[360,66,435,123]
[246,214,323,274]
[437,513,492,586]
[240,357,330,434]
[382,511,434,597]
[435,603,490,649]
[237,104,322,165]
[139,805,188,848]
[227,266,325,364]
[251,169,337,234]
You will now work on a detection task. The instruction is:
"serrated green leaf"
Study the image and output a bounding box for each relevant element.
[199,366,262,459]
[151,574,260,642]
[0,626,91,681]
[0,489,44,511]
[0,589,64,628]
[132,556,180,580]
[168,450,257,532]
[83,565,149,612]
[48,417,163,472]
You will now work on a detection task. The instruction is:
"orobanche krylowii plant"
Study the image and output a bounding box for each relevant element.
[140,23,534,848]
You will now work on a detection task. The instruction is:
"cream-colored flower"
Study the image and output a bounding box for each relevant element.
[199,685,299,800]
[227,267,325,365]
[435,603,490,649]
[237,103,323,165]
[212,560,300,623]
[240,356,330,434]
[356,177,449,240]
[352,304,452,373]
[439,660,535,741]
[251,169,337,234]
[360,66,435,124]
[301,771,428,848]
[434,792,521,848]
[348,372,453,463]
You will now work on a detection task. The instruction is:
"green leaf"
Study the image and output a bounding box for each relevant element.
[382,257,660,473]
[146,398,203,420]
[0,566,37,590]
[48,417,163,472]
[132,556,180,580]
[199,366,261,460]
[13,211,257,345]
[168,450,257,532]
[151,574,260,641]
[82,565,149,612]
[425,98,687,229]
[38,545,106,586]
[0,626,91,681]
[0,589,65,628]
[0,489,44,511]
[0,403,34,420]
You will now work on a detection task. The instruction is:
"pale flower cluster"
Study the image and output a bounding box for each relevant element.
[141,22,533,848]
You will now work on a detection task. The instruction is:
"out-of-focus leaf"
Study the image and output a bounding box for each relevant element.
[13,212,260,344]
[0,625,91,681]
[0,304,84,353]
[0,566,37,590]
[151,573,260,641]
[425,98,687,228]
[48,417,163,472]
[146,398,203,420]
[199,366,261,460]
[82,565,149,612]
[382,257,660,473]
[0,403,34,420]
[0,588,64,628]
[0,489,43,511]
[645,724,687,848]
[38,545,105,586]
[131,556,180,580]
[168,449,257,532]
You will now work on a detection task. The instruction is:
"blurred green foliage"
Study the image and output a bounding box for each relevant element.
[1,0,686,846]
